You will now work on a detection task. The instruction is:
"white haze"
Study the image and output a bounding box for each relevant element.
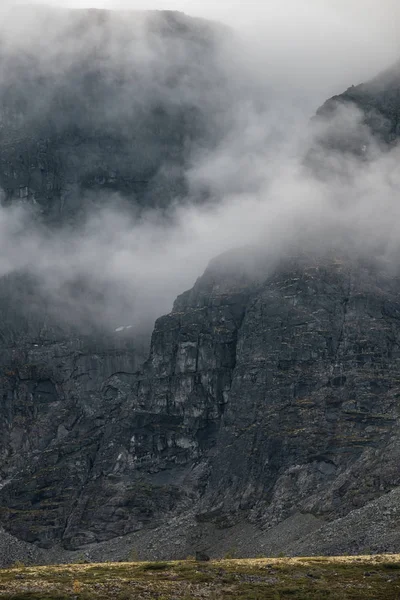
[12,0,400,101]
[0,2,400,332]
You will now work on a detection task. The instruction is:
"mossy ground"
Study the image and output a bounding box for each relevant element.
[1,555,400,599]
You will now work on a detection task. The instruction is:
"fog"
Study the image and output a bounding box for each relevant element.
[13,0,400,100]
[0,2,399,334]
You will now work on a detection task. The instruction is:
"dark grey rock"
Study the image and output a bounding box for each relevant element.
[1,6,400,565]
[2,248,400,562]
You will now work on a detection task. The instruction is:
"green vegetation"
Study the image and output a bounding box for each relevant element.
[1,555,400,599]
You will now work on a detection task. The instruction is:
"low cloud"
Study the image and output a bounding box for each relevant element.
[1,103,400,333]
[0,3,399,334]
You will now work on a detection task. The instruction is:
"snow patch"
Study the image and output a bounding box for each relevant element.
[114,325,133,333]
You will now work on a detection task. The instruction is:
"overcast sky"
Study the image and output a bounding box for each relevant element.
[19,0,400,33]
[11,0,400,103]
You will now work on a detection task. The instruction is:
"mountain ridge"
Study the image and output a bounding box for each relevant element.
[1,5,400,565]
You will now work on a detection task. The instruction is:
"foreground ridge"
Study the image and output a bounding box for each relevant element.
[1,555,400,599]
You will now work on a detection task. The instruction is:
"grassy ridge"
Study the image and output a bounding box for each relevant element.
[1,555,400,599]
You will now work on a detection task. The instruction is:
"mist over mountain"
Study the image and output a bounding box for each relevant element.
[1,2,400,565]
[0,3,399,336]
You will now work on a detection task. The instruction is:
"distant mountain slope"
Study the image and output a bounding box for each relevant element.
[0,6,232,222]
[316,59,400,148]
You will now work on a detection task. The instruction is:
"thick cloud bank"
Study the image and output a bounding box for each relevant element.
[0,3,399,332]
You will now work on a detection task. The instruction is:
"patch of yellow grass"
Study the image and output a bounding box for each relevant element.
[1,554,400,599]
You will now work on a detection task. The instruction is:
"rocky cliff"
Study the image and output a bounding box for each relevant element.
[2,248,400,563]
[1,6,400,566]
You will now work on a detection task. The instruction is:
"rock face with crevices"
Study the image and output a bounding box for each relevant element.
[2,249,400,559]
[1,5,400,565]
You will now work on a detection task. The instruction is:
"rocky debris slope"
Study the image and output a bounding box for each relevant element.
[290,486,400,556]
[0,527,45,567]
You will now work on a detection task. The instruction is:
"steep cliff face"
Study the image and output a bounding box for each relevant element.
[0,249,255,550]
[0,6,238,559]
[0,8,235,545]
[1,249,400,560]
[199,255,400,522]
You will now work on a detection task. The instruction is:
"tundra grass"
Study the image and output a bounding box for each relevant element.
[1,554,400,599]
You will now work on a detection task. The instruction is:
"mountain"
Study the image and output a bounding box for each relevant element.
[1,5,400,566]
[2,246,400,564]
[315,59,400,153]
[0,6,237,400]
[0,5,232,221]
